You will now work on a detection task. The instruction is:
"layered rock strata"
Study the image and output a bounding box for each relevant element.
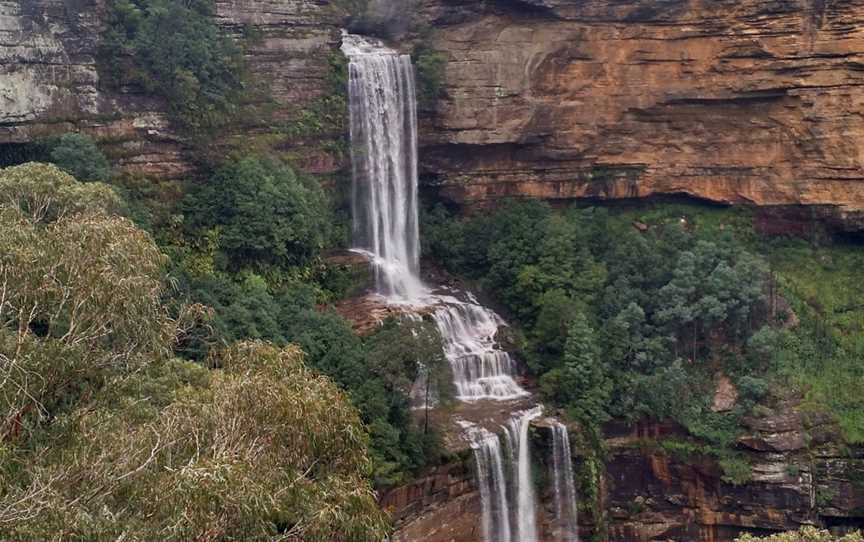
[418,0,864,229]
[603,411,864,541]
[0,0,343,177]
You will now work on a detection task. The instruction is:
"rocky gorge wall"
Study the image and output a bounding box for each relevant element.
[0,0,344,178]
[417,0,864,231]
[4,0,864,230]
[601,412,864,542]
[384,408,864,542]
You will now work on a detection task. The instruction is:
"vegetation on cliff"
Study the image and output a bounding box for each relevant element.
[424,199,864,482]
[737,527,863,542]
[99,0,244,134]
[0,163,390,540]
[164,155,443,486]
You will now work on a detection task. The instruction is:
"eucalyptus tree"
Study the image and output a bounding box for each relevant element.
[0,163,391,541]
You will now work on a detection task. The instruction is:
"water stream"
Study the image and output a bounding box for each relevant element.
[343,33,425,300]
[550,422,579,542]
[505,407,544,542]
[467,425,513,542]
[342,32,577,541]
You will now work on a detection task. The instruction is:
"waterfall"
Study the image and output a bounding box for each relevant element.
[342,32,527,401]
[504,407,543,542]
[551,422,579,542]
[431,296,528,401]
[468,426,513,542]
[342,33,425,301]
[342,31,569,542]
[465,407,542,542]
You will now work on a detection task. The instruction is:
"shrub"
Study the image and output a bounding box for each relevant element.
[736,526,863,541]
[2,344,391,541]
[414,44,447,110]
[46,133,111,181]
[184,157,332,269]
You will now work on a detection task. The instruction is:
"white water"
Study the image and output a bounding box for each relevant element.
[342,32,526,402]
[466,425,513,542]
[342,33,425,301]
[551,422,579,542]
[431,296,528,401]
[505,407,543,542]
[343,32,577,541]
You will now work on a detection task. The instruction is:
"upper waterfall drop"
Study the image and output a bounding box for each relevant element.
[341,30,527,400]
[341,32,426,302]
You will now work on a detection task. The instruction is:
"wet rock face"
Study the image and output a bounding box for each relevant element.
[383,458,484,542]
[602,414,864,542]
[0,0,342,177]
[419,0,864,230]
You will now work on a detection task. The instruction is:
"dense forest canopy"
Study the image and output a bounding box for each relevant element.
[424,200,864,482]
[0,163,392,540]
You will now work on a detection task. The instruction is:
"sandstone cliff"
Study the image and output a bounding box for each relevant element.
[418,0,864,230]
[0,0,343,177]
[387,410,864,542]
[5,0,864,229]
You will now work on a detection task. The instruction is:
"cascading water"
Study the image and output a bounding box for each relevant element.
[342,31,578,542]
[464,408,542,542]
[504,407,543,542]
[550,422,579,542]
[342,33,425,301]
[342,32,526,401]
[466,425,513,542]
[431,295,527,401]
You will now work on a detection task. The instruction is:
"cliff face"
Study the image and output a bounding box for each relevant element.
[388,412,864,542]
[0,0,342,177]
[603,414,864,541]
[418,0,864,230]
[6,0,864,227]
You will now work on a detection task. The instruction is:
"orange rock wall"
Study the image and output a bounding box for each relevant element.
[419,0,864,228]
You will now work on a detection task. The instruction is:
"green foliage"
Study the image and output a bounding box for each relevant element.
[171,266,446,486]
[0,164,392,540]
[658,438,704,460]
[0,162,123,221]
[45,133,111,182]
[283,94,348,140]
[413,44,447,110]
[283,51,349,142]
[0,163,170,429]
[736,526,863,542]
[816,484,840,508]
[2,345,391,541]
[577,446,607,542]
[766,240,864,443]
[423,199,774,459]
[717,454,753,485]
[99,0,244,134]
[107,173,185,235]
[184,157,333,269]
[540,311,610,433]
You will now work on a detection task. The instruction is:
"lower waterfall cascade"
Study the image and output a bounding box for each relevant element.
[469,425,513,542]
[342,32,579,541]
[430,294,528,402]
[551,422,580,542]
[505,407,544,542]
